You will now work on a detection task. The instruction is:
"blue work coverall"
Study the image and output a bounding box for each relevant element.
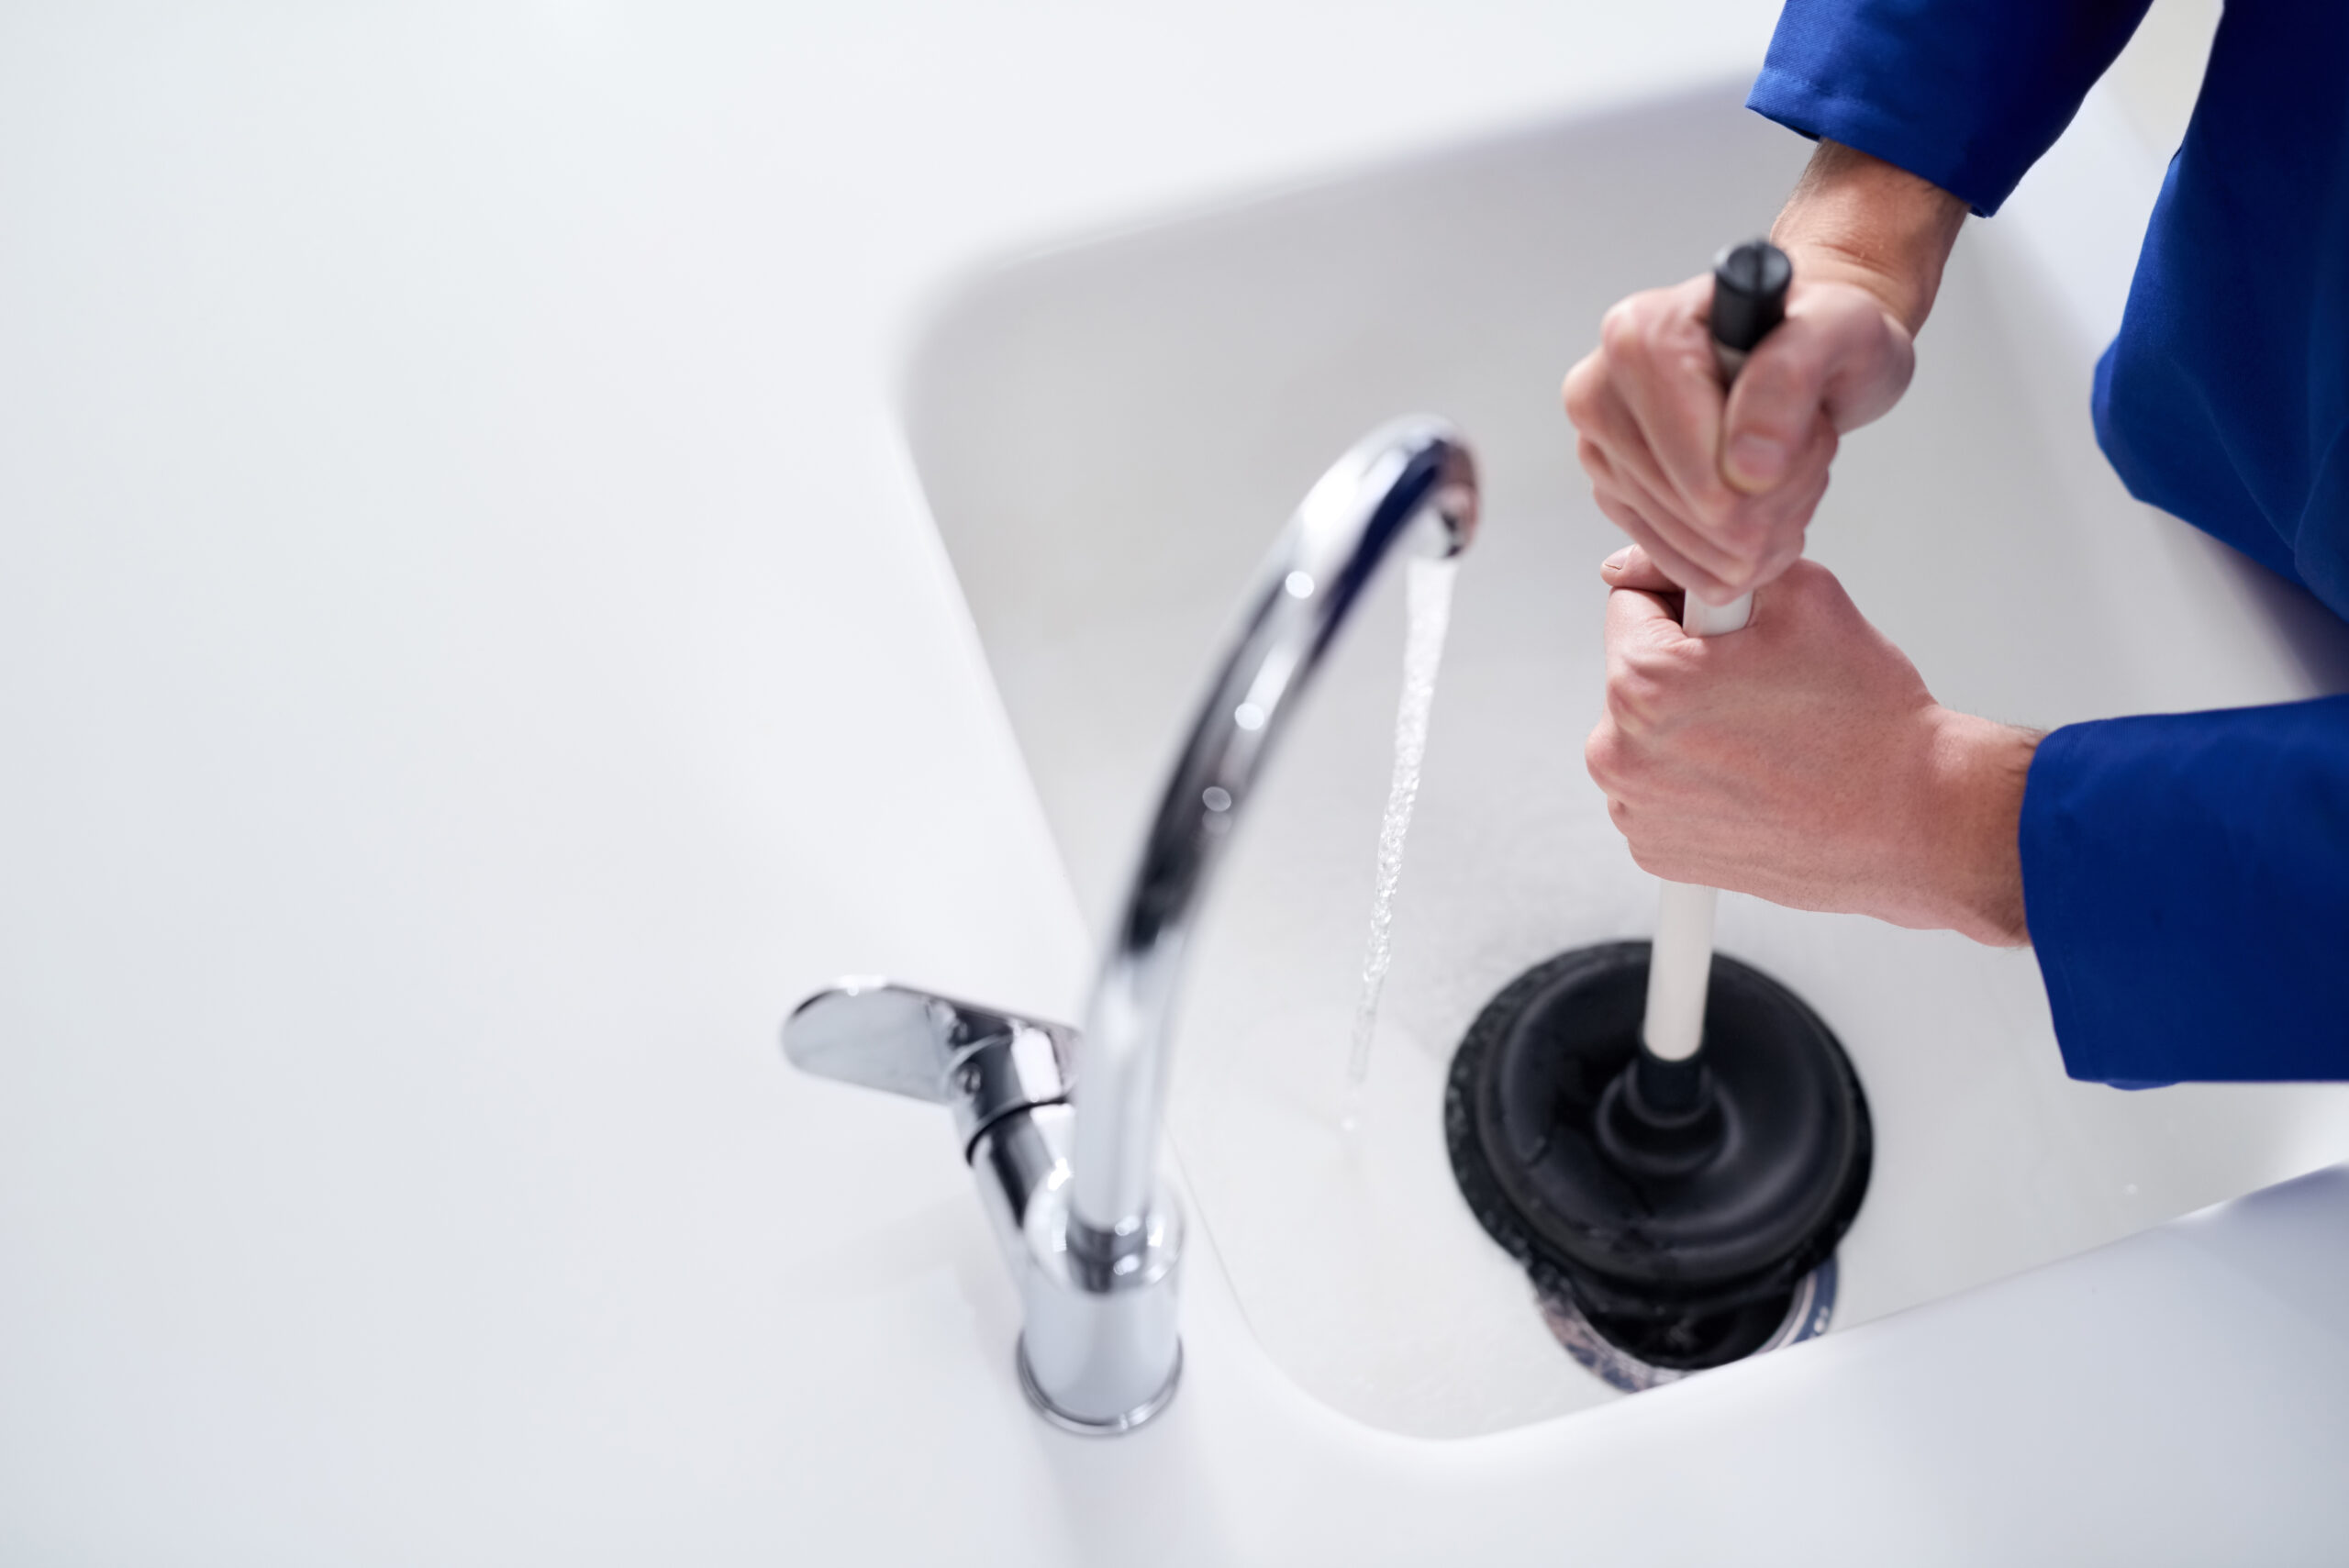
[1750,0,2348,1082]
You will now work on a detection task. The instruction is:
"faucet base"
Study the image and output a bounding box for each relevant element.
[1017,1338,1182,1436]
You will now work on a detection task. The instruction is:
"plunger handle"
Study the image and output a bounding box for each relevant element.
[1640,239,1791,1063]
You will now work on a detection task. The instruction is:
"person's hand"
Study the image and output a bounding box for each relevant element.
[1561,140,1970,605]
[1561,271,1912,605]
[1583,545,2036,946]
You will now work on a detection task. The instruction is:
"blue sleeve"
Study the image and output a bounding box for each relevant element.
[2021,696,2349,1084]
[1748,0,2154,216]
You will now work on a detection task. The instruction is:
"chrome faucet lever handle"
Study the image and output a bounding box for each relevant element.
[785,980,1076,1155]
[785,980,1173,1433]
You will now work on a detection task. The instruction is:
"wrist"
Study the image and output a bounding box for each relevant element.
[1770,140,1968,337]
[1915,710,2038,947]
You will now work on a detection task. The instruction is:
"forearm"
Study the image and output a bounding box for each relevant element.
[1771,140,1970,338]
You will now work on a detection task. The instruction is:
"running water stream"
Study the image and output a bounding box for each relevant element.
[1343,552,1458,1129]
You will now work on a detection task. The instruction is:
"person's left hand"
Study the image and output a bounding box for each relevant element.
[1583,545,2036,946]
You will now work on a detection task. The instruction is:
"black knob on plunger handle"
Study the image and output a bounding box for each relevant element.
[1709,239,1792,383]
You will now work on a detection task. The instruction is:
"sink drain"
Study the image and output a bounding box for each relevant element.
[1534,1256,1835,1393]
[1443,942,1869,1387]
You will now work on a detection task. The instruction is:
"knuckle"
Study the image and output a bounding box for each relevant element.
[1584,727,1619,785]
[1781,559,1844,614]
[1601,296,1663,363]
[1563,368,1602,428]
[1606,665,1666,732]
[1785,557,1831,595]
[1633,305,1679,362]
[1598,312,1635,366]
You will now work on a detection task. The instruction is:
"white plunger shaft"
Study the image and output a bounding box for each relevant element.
[1638,238,1786,1062]
[1640,588,1750,1062]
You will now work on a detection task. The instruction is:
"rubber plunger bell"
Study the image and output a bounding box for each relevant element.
[1445,240,1872,1372]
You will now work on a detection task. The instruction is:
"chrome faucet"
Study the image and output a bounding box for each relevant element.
[785,417,1478,1433]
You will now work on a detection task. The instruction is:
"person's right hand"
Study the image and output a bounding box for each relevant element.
[1584,544,2035,946]
[1561,267,1916,605]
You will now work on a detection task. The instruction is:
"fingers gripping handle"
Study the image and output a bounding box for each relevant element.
[1640,239,1791,1062]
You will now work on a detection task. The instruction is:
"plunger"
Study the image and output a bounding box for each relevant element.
[1446,241,1872,1373]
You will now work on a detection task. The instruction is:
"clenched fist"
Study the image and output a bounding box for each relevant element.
[1584,545,2036,947]
[1561,140,1968,604]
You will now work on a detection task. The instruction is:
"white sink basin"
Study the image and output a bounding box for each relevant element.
[902,83,2349,1438]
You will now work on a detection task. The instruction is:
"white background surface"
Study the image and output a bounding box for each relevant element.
[9,3,2343,1563]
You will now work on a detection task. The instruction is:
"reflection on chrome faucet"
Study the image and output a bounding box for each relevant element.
[784,418,1478,1434]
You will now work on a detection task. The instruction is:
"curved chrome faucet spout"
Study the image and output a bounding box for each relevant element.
[784,417,1477,1433]
[1072,417,1479,1240]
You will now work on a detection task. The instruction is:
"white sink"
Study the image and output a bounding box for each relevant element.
[902,83,2349,1439]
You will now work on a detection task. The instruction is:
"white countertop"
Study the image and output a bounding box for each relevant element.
[5,3,2343,1562]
